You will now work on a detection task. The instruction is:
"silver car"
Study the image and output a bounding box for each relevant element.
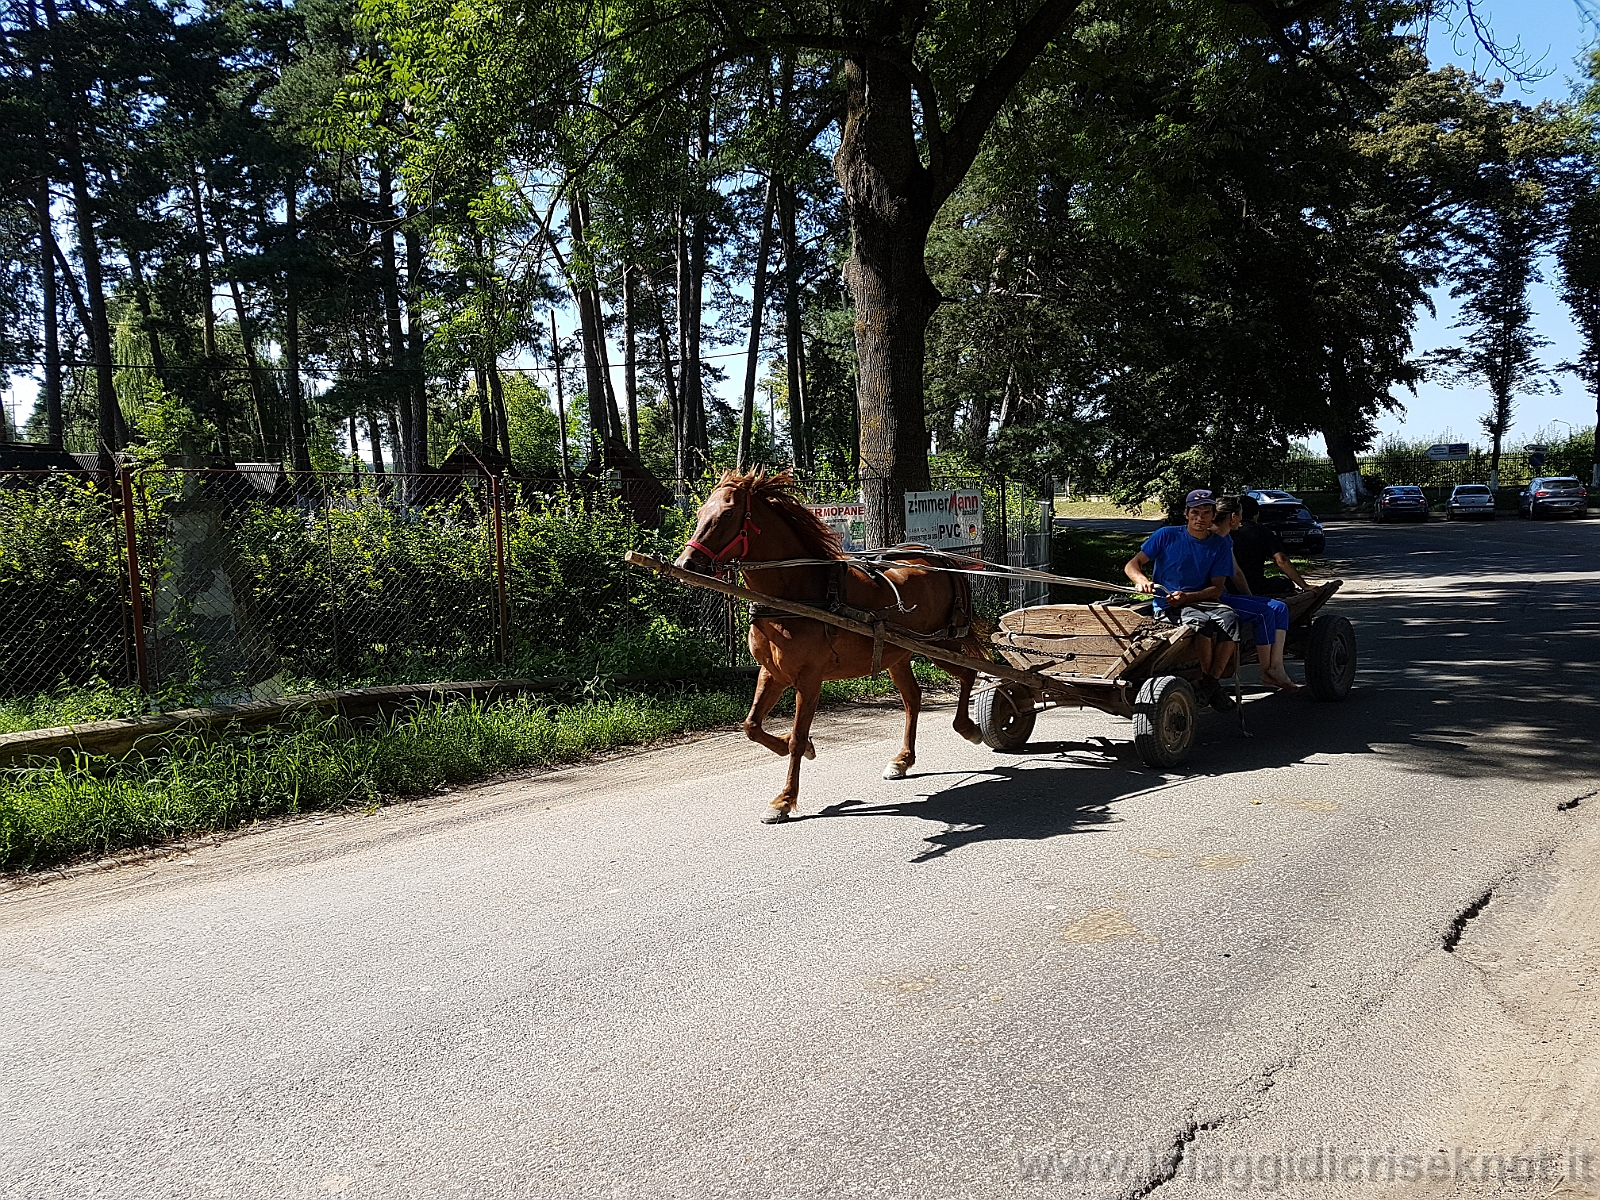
[1445,483,1495,521]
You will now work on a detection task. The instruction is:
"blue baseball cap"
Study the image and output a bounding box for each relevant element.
[1184,489,1217,510]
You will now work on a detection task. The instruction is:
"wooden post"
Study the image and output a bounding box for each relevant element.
[119,465,150,693]
[491,474,510,665]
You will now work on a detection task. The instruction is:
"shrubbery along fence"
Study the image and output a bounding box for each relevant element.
[0,465,1047,703]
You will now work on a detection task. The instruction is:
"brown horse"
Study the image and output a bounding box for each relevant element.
[675,469,989,823]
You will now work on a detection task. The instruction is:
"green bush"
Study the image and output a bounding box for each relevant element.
[0,478,128,697]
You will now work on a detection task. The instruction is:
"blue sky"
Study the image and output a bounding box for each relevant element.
[1393,0,1599,451]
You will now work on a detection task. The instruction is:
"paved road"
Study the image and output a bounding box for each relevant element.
[3,517,1599,1200]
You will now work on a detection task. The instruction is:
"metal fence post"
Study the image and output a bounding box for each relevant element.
[118,466,151,694]
[490,474,510,666]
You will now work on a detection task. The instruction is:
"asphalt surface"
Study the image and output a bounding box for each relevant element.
[3,515,1598,1200]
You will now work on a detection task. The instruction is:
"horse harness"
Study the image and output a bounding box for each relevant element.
[747,550,972,674]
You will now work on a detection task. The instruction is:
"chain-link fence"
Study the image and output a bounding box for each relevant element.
[0,464,1051,701]
[0,471,134,696]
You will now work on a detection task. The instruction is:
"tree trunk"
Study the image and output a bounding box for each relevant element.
[778,179,809,472]
[285,182,311,474]
[188,173,218,364]
[403,225,429,469]
[36,182,63,449]
[377,156,414,473]
[187,170,226,456]
[475,363,493,454]
[550,310,572,485]
[366,411,386,474]
[674,207,692,473]
[738,175,778,471]
[1592,383,1600,489]
[1487,385,1509,489]
[834,58,939,545]
[41,0,117,467]
[210,198,273,459]
[686,96,711,475]
[653,290,684,482]
[487,361,511,463]
[68,160,120,468]
[568,196,617,460]
[348,413,361,480]
[593,283,623,446]
[622,265,638,453]
[124,246,167,382]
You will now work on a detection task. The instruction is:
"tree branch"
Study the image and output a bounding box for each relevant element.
[933,0,1084,205]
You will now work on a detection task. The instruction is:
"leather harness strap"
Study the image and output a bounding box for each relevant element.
[747,555,972,662]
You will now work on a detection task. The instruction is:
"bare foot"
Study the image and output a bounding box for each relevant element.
[1263,669,1300,692]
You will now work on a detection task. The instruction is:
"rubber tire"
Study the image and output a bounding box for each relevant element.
[974,685,1037,751]
[1133,676,1198,769]
[1305,614,1357,701]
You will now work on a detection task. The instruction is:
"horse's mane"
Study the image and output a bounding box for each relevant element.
[720,468,842,560]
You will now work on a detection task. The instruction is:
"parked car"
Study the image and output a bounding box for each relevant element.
[1375,485,1428,522]
[1445,483,1496,521]
[1518,476,1588,519]
[1246,488,1301,505]
[1257,501,1326,554]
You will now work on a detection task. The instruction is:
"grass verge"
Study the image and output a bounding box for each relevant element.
[1,663,956,874]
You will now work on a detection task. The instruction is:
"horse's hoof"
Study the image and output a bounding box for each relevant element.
[804,740,816,761]
[761,807,793,825]
[958,726,984,746]
[883,763,909,780]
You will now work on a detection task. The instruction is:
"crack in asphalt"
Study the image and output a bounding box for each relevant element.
[1111,1116,1227,1200]
[1442,888,1495,953]
[1558,790,1593,813]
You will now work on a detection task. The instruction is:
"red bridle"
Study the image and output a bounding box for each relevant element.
[686,485,762,564]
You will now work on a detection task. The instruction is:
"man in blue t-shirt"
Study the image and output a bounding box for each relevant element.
[1123,489,1241,710]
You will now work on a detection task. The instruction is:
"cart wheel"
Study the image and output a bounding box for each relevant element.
[974,684,1038,751]
[1305,614,1357,701]
[1133,676,1197,768]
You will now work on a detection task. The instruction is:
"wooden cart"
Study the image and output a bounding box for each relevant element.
[975,582,1355,766]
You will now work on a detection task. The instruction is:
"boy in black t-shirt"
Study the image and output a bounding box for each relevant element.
[1228,496,1311,596]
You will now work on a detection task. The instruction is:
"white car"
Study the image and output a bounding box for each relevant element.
[1445,484,1495,521]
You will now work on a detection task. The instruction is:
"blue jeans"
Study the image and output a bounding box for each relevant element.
[1222,594,1289,648]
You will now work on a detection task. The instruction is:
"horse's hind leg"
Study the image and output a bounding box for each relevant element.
[765,671,822,824]
[883,656,921,779]
[950,665,982,745]
[743,666,814,759]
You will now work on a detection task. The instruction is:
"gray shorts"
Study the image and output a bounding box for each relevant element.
[1157,602,1242,643]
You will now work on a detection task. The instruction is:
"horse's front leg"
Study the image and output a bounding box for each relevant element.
[883,656,921,779]
[743,666,815,758]
[950,664,982,745]
[763,670,822,824]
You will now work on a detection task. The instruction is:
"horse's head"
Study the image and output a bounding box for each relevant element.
[676,474,760,574]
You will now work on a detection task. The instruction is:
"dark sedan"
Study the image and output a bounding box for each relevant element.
[1258,502,1326,554]
[1518,476,1588,519]
[1375,485,1428,522]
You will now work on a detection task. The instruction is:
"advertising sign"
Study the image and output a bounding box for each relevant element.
[904,489,984,550]
[1424,443,1471,462]
[805,500,866,552]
